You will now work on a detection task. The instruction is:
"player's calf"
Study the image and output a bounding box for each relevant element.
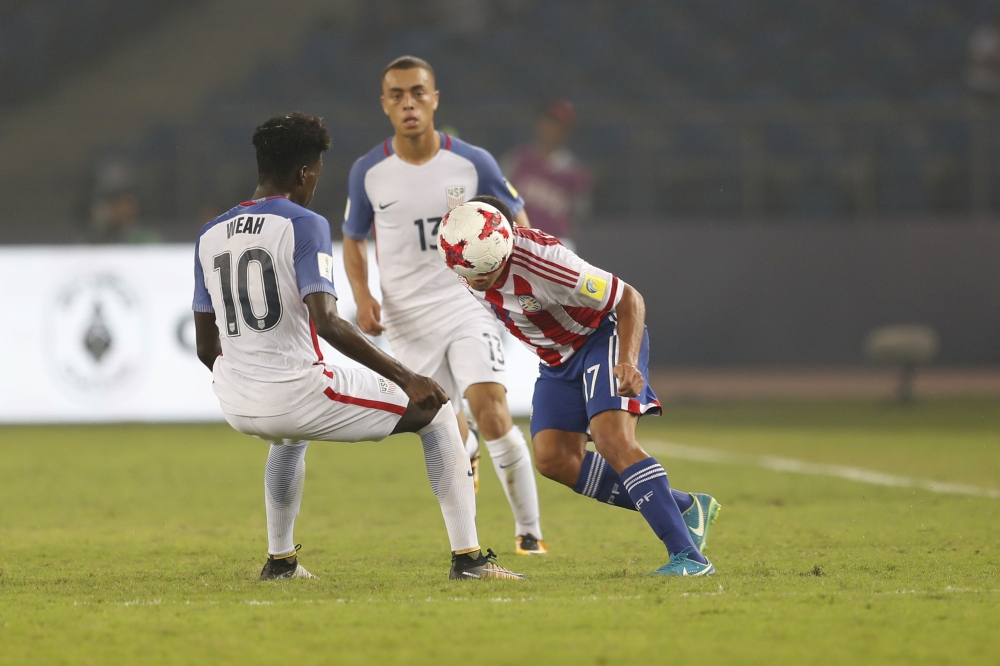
[531,429,588,487]
[411,403,527,578]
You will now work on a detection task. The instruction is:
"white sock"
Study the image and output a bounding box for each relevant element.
[419,404,479,553]
[264,439,309,556]
[485,426,542,539]
[464,429,480,459]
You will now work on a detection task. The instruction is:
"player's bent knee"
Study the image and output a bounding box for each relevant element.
[466,383,512,438]
[392,401,451,435]
[532,450,563,480]
[530,433,581,485]
[476,407,509,440]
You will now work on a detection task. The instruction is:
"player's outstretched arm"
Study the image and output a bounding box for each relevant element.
[194,312,222,371]
[342,237,385,335]
[612,284,646,398]
[304,292,447,410]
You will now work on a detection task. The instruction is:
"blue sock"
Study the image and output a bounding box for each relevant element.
[574,452,695,512]
[574,451,635,509]
[621,457,706,563]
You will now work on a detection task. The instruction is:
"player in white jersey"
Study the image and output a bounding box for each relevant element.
[439,196,720,577]
[193,112,523,581]
[342,56,547,555]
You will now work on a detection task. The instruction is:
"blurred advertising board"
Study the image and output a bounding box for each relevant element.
[0,245,537,423]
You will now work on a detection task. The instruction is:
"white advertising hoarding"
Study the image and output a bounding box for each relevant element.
[0,244,538,423]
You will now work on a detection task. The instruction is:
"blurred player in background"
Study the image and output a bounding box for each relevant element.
[192,112,523,581]
[439,195,720,576]
[501,99,591,245]
[342,56,547,555]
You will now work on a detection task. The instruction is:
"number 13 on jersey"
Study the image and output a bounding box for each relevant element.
[414,217,442,251]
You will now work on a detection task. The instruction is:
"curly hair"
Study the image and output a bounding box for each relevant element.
[252,112,332,185]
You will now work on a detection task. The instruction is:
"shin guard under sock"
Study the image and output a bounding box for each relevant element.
[574,451,694,512]
[264,440,309,556]
[419,405,479,553]
[620,457,706,563]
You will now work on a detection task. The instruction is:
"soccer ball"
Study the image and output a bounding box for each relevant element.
[437,201,514,278]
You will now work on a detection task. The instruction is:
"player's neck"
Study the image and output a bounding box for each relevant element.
[250,185,293,204]
[392,127,441,165]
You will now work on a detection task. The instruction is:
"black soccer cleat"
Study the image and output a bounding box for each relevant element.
[514,534,549,555]
[259,544,317,580]
[449,548,526,580]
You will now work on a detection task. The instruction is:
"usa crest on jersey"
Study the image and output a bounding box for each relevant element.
[446,185,466,209]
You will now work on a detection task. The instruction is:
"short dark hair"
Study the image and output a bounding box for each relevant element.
[252,112,332,185]
[382,55,435,84]
[469,195,513,225]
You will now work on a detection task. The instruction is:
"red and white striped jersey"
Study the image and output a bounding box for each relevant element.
[465,227,624,367]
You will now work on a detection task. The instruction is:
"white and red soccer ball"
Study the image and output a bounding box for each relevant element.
[437,202,513,278]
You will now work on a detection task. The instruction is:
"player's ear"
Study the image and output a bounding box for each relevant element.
[431,89,439,111]
[297,164,309,185]
[380,96,389,116]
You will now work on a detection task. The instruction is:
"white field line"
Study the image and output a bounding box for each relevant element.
[642,440,1000,499]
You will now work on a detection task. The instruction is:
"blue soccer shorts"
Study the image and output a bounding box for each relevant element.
[530,315,662,437]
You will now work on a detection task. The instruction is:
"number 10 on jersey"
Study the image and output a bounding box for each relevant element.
[212,248,283,336]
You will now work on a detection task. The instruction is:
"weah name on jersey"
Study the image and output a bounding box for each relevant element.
[226,216,265,239]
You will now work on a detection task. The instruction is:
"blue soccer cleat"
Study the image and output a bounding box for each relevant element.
[682,493,721,552]
[651,552,715,577]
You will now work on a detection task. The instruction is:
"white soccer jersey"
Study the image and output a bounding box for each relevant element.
[193,196,337,417]
[465,227,624,367]
[343,132,524,343]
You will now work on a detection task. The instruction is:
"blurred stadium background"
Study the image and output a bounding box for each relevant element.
[2,0,1000,416]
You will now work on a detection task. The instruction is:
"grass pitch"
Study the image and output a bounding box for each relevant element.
[1,399,998,665]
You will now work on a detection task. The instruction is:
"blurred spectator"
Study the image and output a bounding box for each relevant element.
[502,99,591,242]
[966,22,1000,98]
[87,156,161,243]
[89,191,161,244]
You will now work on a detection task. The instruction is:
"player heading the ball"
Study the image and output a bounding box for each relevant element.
[438,196,722,576]
[191,112,523,581]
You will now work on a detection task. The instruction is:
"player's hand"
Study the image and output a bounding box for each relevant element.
[355,296,385,336]
[614,363,643,398]
[400,373,449,411]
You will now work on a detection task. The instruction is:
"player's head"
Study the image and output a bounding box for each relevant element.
[536,98,576,152]
[438,195,515,291]
[380,56,439,139]
[252,112,332,206]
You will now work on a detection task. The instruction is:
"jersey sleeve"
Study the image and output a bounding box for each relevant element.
[291,214,338,300]
[467,145,525,217]
[550,243,623,313]
[342,157,375,241]
[192,238,214,313]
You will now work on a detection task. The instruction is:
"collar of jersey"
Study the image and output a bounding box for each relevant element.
[384,131,452,159]
[238,195,288,207]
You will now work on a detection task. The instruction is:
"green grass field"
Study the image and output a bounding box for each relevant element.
[1,399,998,665]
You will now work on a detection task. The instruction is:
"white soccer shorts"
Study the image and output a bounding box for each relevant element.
[223,365,409,443]
[390,308,507,414]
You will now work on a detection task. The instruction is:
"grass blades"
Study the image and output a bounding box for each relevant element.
[1,400,998,664]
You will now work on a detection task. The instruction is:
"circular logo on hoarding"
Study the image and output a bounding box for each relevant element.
[47,273,145,398]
